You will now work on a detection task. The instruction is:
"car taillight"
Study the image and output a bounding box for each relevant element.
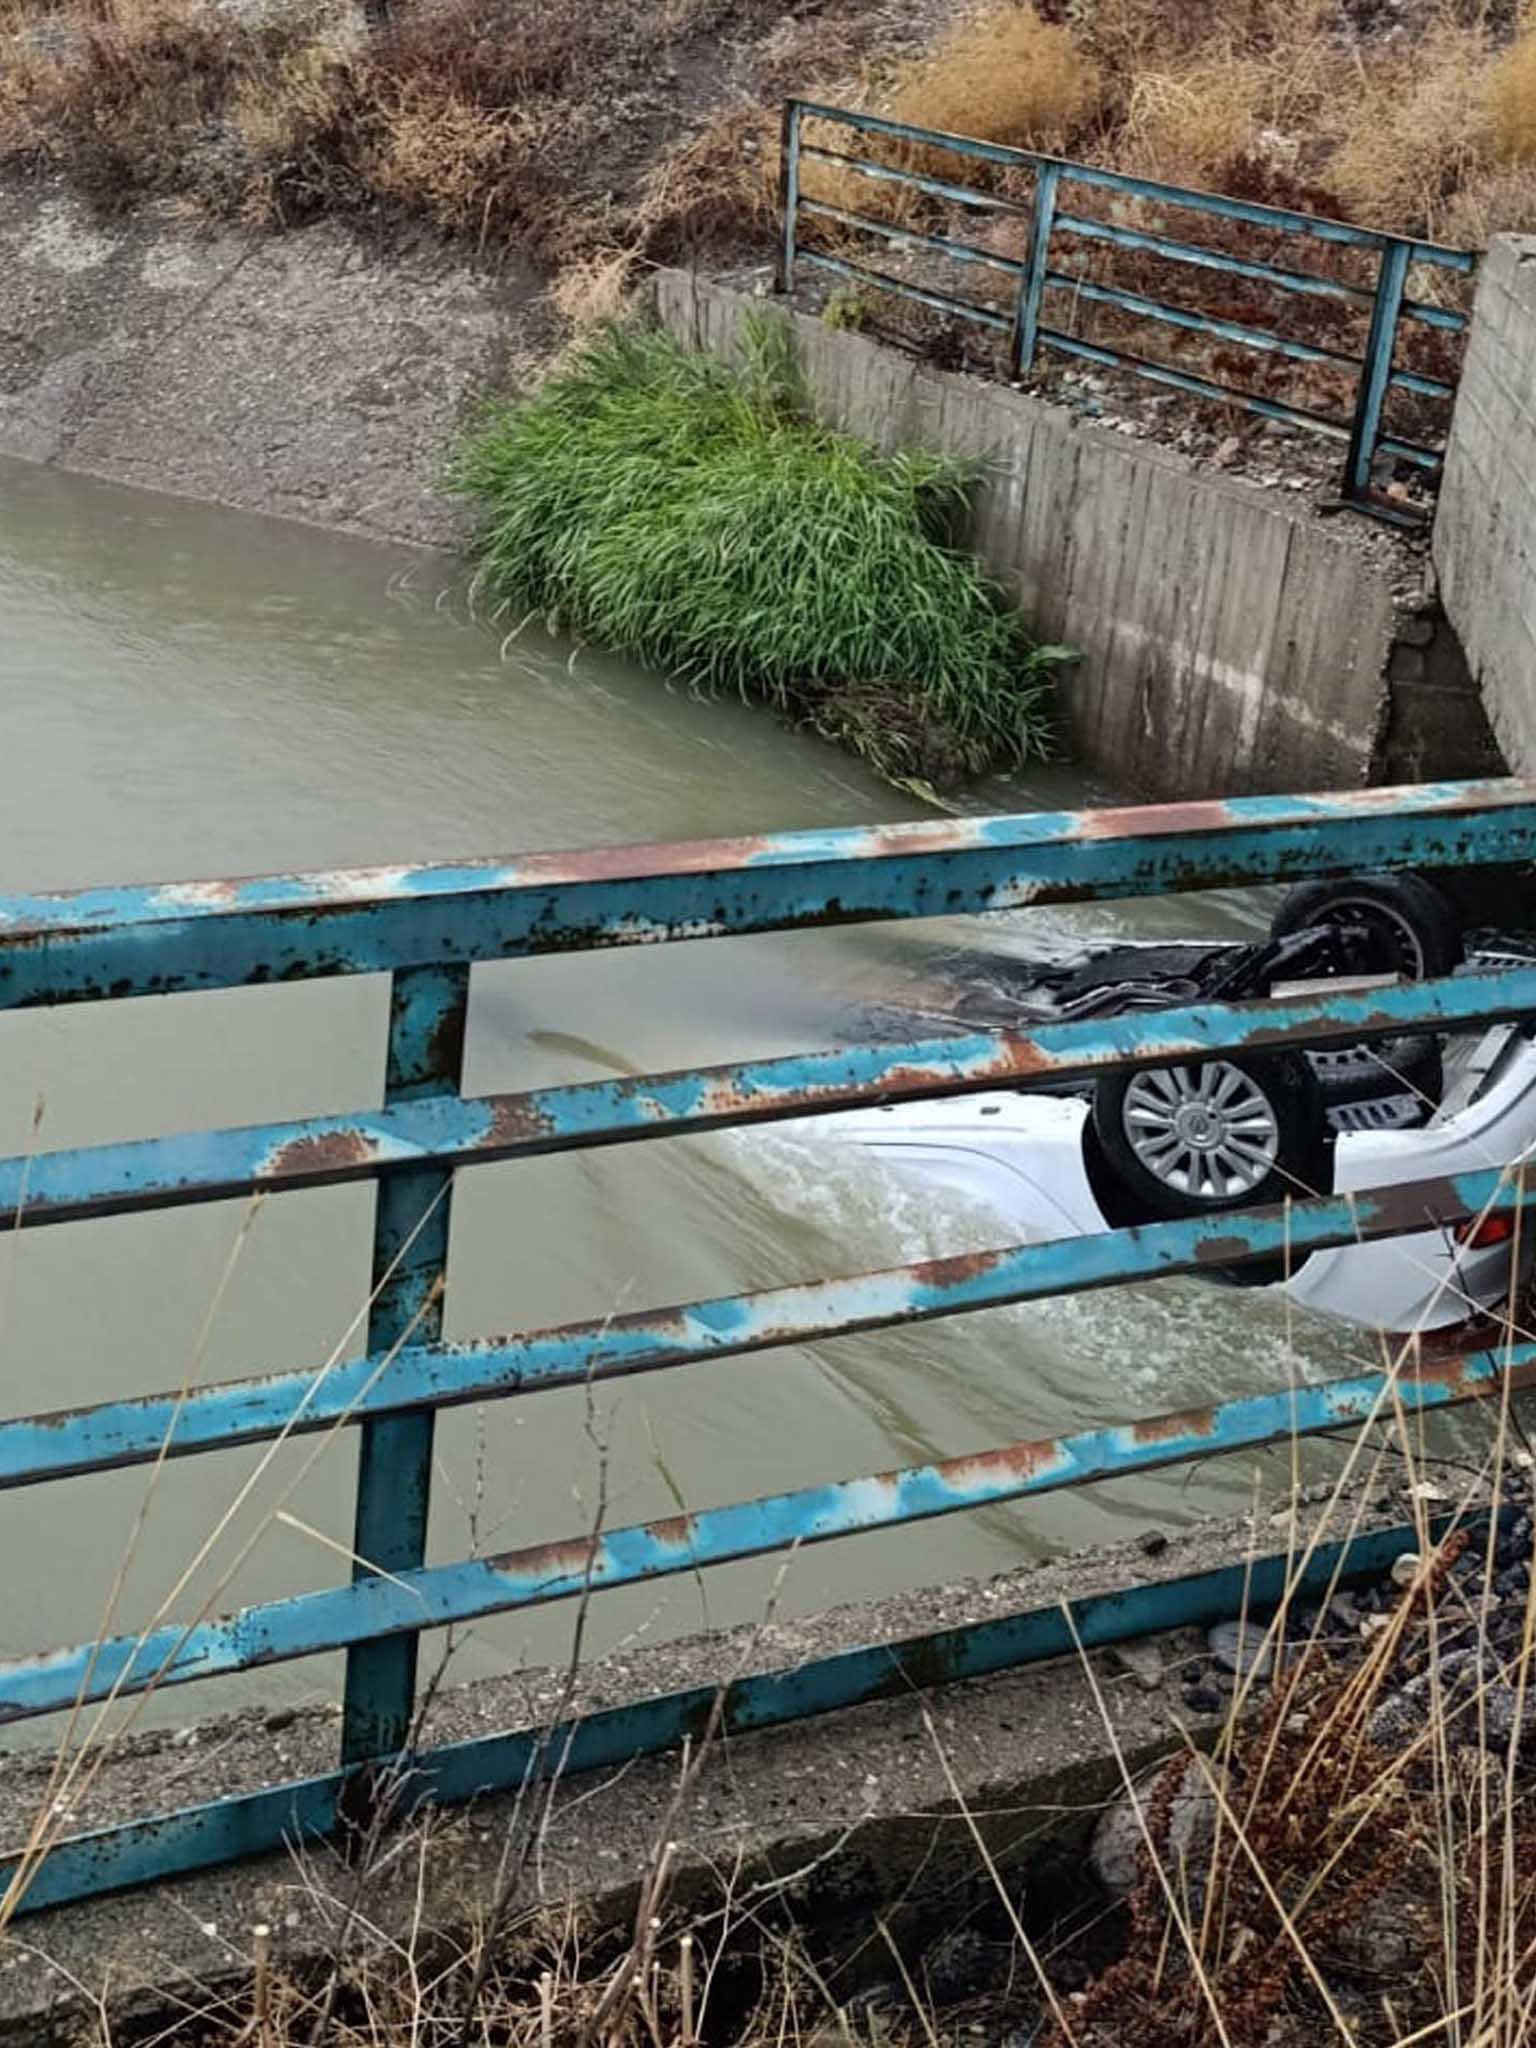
[1455,1213,1516,1250]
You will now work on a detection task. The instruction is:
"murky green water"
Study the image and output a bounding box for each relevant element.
[0,459,1366,1739]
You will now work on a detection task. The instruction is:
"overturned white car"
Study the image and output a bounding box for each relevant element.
[804,876,1536,1338]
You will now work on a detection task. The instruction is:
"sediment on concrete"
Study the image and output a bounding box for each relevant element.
[653,270,1504,800]
[0,1489,1418,2044]
[0,176,540,546]
[1434,234,1536,780]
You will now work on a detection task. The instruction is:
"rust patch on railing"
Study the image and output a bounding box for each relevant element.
[1132,1405,1218,1444]
[266,1129,381,1180]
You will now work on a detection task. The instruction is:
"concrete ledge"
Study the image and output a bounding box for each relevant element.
[0,1490,1413,2042]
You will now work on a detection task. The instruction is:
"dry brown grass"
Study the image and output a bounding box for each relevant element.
[0,0,820,269]
[883,2,1104,155]
[1490,11,1536,162]
[4,0,1535,339]
[1324,20,1500,228]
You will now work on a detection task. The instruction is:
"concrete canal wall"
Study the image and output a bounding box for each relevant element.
[1433,234,1536,780]
[654,270,1504,800]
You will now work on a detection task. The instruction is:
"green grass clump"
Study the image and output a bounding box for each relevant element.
[455,320,1061,787]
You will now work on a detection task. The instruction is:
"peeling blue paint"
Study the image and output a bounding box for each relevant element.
[3,1514,1484,1917]
[2,1332,1532,1724]
[4,780,1536,1914]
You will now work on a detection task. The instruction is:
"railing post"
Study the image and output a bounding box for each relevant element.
[776,100,803,296]
[1010,161,1060,381]
[1343,238,1410,505]
[340,962,470,1772]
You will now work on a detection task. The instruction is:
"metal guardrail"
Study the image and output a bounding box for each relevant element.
[3,779,1536,1915]
[776,100,1477,523]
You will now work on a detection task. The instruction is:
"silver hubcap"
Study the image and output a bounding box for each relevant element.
[1123,1062,1280,1201]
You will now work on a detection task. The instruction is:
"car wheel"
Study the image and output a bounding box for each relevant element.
[1269,872,1463,980]
[1272,873,1460,1118]
[1091,1051,1326,1225]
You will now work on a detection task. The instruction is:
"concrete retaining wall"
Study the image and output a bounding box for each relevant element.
[655,272,1503,799]
[1434,234,1536,777]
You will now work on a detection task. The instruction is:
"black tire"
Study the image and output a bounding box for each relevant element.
[1271,874,1461,1115]
[1091,1051,1326,1225]
[1269,873,1463,979]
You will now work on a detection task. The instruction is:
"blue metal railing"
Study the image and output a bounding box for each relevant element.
[3,779,1536,1915]
[776,101,1477,522]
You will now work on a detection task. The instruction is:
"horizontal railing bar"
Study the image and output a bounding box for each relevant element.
[1038,327,1353,438]
[797,143,1027,218]
[2,1150,1530,1489]
[3,964,1534,1240]
[3,1515,1476,1914]
[798,246,1013,329]
[796,100,1045,174]
[1046,273,1450,401]
[1401,297,1467,334]
[1389,367,1457,401]
[1052,209,1377,311]
[3,1329,1529,1722]
[789,101,1475,268]
[799,195,1025,275]
[1378,435,1443,472]
[1044,270,1369,374]
[4,782,1534,1009]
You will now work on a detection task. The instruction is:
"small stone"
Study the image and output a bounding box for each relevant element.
[1208,1617,1274,1679]
[1261,418,1299,439]
[1138,1529,1170,1557]
[1213,434,1242,465]
[264,1708,298,1733]
[1183,1681,1224,1714]
[171,1726,198,1748]
[1391,1552,1423,1590]
[1111,1639,1164,1692]
[1090,1757,1212,1898]
[1370,1691,1425,1751]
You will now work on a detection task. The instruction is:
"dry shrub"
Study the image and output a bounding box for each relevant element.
[545,247,638,336]
[1432,158,1536,241]
[798,4,1101,232]
[363,84,544,238]
[884,2,1104,155]
[1490,13,1536,162]
[1325,20,1497,227]
[1115,53,1275,186]
[627,102,778,267]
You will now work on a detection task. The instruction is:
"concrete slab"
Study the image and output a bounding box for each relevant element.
[0,1486,1413,2043]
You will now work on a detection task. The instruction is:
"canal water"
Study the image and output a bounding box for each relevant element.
[0,458,1367,1739]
